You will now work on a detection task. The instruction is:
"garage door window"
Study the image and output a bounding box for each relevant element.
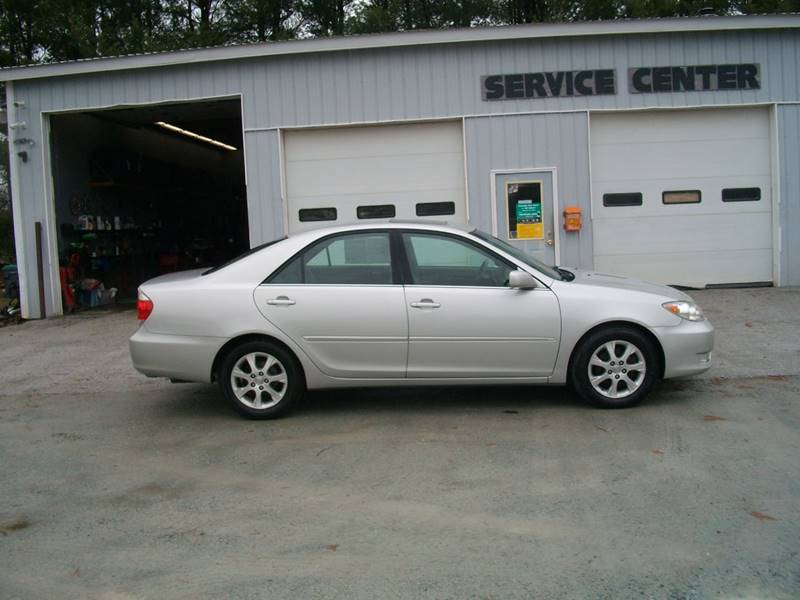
[267,233,393,285]
[357,205,396,219]
[603,193,642,207]
[299,207,337,222]
[416,201,456,217]
[722,188,761,202]
[402,233,512,287]
[663,190,701,205]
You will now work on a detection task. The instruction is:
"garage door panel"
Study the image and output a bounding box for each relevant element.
[591,108,770,145]
[591,108,773,286]
[594,213,772,255]
[593,139,770,182]
[287,152,464,198]
[285,122,463,161]
[285,122,466,233]
[594,249,773,287]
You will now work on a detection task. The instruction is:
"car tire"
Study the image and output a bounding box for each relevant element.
[219,341,304,419]
[570,326,659,409]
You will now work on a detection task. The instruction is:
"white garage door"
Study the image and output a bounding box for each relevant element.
[591,108,773,287]
[284,121,466,234]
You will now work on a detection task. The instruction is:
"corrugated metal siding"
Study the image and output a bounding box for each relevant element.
[778,104,800,286]
[13,30,800,128]
[464,112,592,269]
[243,129,283,244]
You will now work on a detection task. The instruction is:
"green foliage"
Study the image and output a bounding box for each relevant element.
[1,0,798,65]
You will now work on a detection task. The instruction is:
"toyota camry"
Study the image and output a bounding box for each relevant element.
[130,222,714,418]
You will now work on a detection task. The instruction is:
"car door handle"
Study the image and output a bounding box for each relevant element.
[410,299,441,309]
[266,296,296,306]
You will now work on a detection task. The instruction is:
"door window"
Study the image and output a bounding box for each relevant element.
[402,233,512,287]
[267,232,393,285]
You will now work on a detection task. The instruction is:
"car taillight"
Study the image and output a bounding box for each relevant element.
[137,290,154,321]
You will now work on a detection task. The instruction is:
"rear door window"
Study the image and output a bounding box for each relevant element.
[267,232,394,285]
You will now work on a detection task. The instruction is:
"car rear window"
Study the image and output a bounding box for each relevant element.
[202,238,285,275]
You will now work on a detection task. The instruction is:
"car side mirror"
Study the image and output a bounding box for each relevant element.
[509,269,537,290]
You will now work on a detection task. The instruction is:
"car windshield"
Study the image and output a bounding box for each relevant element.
[472,229,563,281]
[202,238,286,275]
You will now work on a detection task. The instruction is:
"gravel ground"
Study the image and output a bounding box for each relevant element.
[0,288,798,599]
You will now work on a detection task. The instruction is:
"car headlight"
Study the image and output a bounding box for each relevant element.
[662,301,705,321]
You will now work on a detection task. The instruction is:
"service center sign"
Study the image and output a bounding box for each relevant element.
[481,63,760,100]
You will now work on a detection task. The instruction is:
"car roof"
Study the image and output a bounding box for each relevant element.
[286,220,476,243]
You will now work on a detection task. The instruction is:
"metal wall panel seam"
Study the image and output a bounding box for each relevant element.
[5,81,31,318]
[461,117,471,223]
[239,94,249,188]
[39,112,63,316]
[771,103,782,285]
[277,128,289,238]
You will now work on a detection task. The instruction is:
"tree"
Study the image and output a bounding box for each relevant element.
[226,0,299,42]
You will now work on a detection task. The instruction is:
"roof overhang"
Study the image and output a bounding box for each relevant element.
[2,14,799,83]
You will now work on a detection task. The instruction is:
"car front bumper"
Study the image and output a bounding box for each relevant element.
[653,319,715,379]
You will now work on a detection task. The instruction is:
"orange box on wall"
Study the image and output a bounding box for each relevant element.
[563,206,582,231]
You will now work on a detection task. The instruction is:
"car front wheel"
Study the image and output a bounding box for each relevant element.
[571,326,659,409]
[219,341,304,419]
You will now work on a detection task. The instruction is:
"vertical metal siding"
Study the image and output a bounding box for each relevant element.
[243,129,284,243]
[465,112,592,269]
[778,105,800,286]
[13,29,800,129]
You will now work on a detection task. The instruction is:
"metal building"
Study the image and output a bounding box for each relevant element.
[2,14,799,319]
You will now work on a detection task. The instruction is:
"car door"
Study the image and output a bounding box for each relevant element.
[254,231,408,378]
[401,231,561,378]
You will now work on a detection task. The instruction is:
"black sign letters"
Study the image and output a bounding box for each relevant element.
[628,64,760,93]
[480,64,761,100]
[481,70,616,100]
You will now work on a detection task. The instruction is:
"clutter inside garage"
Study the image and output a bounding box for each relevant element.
[49,99,248,311]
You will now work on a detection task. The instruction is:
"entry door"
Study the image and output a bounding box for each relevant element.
[401,231,561,378]
[494,170,557,266]
[254,232,407,378]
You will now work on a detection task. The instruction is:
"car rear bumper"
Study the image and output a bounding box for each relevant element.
[129,326,224,383]
[654,319,715,379]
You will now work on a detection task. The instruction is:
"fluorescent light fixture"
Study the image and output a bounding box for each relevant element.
[155,121,237,151]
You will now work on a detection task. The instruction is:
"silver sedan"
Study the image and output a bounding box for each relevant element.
[130,222,714,418]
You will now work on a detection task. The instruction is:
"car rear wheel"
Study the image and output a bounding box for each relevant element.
[219,341,304,419]
[571,326,659,409]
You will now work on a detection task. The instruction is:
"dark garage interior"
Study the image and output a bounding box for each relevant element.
[49,98,248,310]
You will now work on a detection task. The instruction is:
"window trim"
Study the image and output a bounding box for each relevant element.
[662,190,702,205]
[397,229,517,288]
[262,229,401,285]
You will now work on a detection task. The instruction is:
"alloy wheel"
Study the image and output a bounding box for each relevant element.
[230,352,288,409]
[587,340,646,399]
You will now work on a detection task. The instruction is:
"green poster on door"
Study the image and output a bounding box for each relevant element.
[506,181,544,240]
